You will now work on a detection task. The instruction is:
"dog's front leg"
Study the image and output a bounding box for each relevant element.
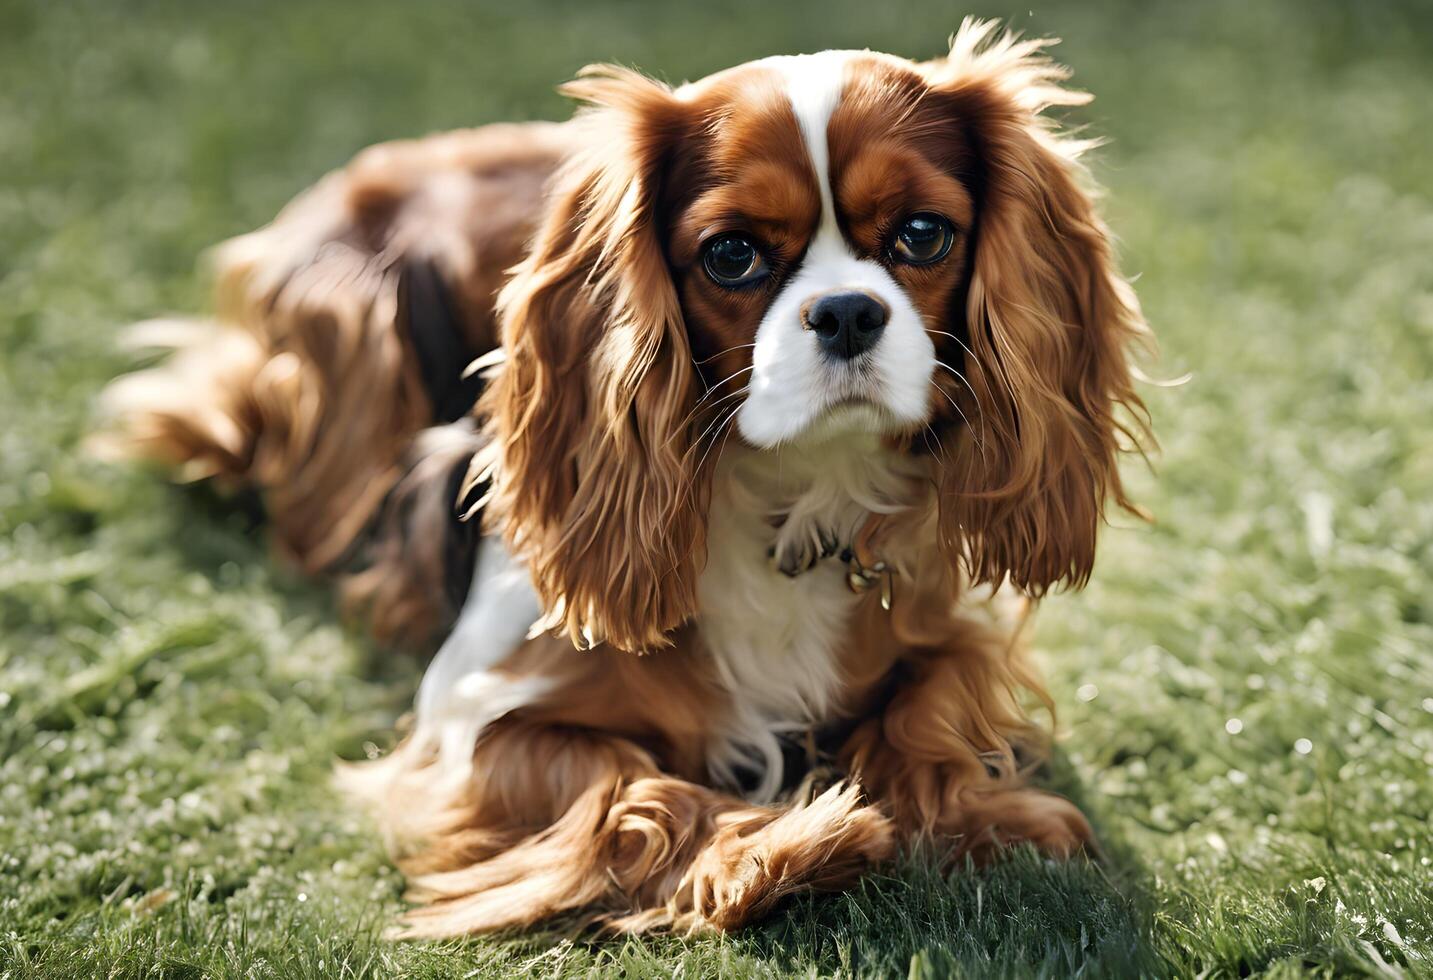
[840,619,1095,862]
[387,718,893,937]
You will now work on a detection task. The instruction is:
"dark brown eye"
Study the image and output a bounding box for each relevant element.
[891,213,955,265]
[702,234,767,287]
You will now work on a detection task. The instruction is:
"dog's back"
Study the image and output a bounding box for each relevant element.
[97,121,574,644]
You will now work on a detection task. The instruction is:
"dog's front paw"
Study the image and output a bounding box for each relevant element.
[957,789,1098,863]
[768,521,841,578]
[684,785,896,931]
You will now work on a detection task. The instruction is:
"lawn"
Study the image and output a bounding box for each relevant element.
[2,0,1431,976]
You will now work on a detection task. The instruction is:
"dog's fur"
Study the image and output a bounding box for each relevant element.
[100,21,1152,936]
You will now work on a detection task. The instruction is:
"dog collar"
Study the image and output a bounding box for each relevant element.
[842,513,894,611]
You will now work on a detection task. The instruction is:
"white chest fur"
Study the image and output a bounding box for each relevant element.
[697,427,917,801]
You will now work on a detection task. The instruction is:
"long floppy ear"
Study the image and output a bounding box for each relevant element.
[476,66,704,653]
[927,21,1153,595]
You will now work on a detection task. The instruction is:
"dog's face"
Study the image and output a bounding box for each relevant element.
[484,29,1150,652]
[664,52,976,449]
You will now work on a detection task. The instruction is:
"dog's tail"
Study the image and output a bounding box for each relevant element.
[97,220,463,576]
[94,129,538,565]
[95,250,485,644]
[97,294,484,646]
[96,315,281,487]
[93,127,569,645]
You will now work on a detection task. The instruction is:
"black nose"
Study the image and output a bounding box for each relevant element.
[803,290,888,360]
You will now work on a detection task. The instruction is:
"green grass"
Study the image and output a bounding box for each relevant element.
[3,0,1432,975]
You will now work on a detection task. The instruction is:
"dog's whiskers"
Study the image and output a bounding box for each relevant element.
[927,329,998,399]
[921,422,951,469]
[689,391,748,457]
[682,401,744,510]
[688,384,749,422]
[932,363,989,469]
[695,364,755,403]
[692,342,757,367]
[927,327,1019,427]
[667,367,754,448]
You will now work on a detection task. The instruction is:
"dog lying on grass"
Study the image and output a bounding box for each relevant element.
[99,19,1152,935]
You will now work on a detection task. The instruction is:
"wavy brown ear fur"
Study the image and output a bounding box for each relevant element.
[926,21,1153,595]
[478,66,704,653]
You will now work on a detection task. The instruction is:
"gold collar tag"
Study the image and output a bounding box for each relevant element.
[844,512,894,610]
[845,554,893,610]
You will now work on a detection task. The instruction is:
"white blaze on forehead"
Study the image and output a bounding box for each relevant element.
[760,51,856,241]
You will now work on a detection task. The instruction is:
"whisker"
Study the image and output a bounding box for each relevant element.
[703,402,745,480]
[927,329,994,391]
[667,367,754,448]
[689,389,749,454]
[929,370,978,435]
[698,364,754,399]
[921,421,950,469]
[929,327,1018,447]
[926,327,969,353]
[689,402,743,494]
[688,384,750,422]
[932,355,981,406]
[692,342,757,366]
[931,364,988,467]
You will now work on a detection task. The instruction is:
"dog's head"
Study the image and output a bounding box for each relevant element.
[482,20,1151,652]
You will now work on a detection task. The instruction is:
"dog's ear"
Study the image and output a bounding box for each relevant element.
[477,66,705,653]
[925,21,1153,595]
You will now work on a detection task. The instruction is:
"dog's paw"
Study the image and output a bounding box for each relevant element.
[685,785,896,931]
[955,789,1098,864]
[768,521,841,578]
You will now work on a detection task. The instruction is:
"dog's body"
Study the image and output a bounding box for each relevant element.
[102,121,571,642]
[101,22,1151,936]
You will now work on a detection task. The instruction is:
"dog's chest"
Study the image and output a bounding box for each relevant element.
[695,439,914,798]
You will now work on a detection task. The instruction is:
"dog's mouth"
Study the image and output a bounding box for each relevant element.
[828,393,877,411]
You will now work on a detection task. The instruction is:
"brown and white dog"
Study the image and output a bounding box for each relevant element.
[100,20,1152,936]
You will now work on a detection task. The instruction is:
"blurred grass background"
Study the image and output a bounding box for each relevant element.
[2,0,1432,976]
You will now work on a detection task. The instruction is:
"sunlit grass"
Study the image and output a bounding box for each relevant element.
[2,0,1430,975]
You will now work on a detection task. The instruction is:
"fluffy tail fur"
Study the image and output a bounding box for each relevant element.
[96,216,444,575]
[94,125,568,643]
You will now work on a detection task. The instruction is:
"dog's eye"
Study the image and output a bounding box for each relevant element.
[891,213,955,266]
[702,234,767,287]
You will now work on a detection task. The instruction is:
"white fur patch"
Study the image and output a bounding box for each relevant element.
[739,52,936,448]
[409,443,915,805]
[698,437,918,801]
[410,538,546,776]
[762,51,851,239]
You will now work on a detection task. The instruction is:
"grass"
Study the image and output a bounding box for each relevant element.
[2,0,1432,975]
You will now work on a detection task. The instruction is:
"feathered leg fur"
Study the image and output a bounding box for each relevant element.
[348,720,896,937]
[841,612,1094,861]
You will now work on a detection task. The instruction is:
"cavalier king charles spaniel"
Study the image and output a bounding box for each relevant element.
[100,20,1153,936]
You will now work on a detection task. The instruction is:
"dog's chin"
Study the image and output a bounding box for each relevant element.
[800,398,896,443]
[738,393,924,451]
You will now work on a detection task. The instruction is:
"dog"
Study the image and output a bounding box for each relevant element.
[99,19,1153,936]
